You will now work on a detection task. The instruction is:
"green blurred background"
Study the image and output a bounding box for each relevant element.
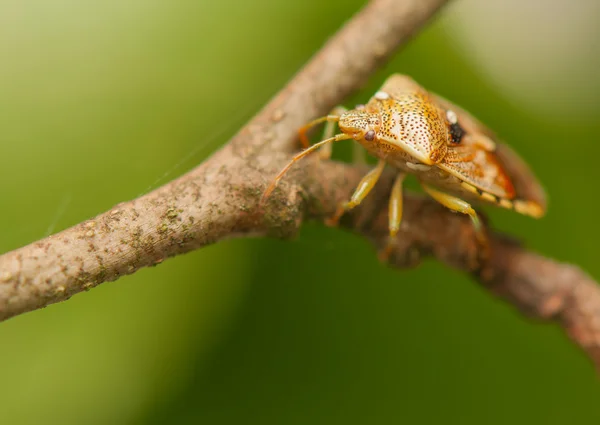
[1,0,599,423]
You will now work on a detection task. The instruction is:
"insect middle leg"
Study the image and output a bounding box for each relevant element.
[421,183,481,229]
[326,159,386,226]
[379,172,406,261]
[420,183,490,269]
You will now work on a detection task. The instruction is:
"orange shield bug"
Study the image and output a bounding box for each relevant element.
[261,74,546,261]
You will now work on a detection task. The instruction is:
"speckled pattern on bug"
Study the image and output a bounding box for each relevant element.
[261,74,546,261]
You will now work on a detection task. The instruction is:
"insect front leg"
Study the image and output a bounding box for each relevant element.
[420,183,490,270]
[351,138,367,165]
[325,159,386,226]
[379,172,406,262]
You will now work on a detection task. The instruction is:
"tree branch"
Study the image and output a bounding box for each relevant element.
[1,0,600,371]
[341,172,600,370]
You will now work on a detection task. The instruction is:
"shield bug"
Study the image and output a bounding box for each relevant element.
[261,74,546,261]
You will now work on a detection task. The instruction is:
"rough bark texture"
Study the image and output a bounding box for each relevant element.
[1,0,600,370]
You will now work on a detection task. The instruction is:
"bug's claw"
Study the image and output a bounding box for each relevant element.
[324,205,344,227]
[469,228,494,279]
[378,237,397,263]
[324,218,338,227]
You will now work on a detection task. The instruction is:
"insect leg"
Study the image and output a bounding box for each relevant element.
[319,106,347,159]
[379,173,406,261]
[326,159,386,226]
[420,183,490,270]
[421,183,481,230]
[351,140,367,165]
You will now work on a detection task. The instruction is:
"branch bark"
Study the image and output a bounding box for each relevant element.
[1,0,600,370]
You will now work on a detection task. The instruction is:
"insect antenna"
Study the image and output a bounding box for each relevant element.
[298,114,342,148]
[260,133,352,205]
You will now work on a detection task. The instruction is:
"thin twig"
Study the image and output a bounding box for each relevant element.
[1,0,599,371]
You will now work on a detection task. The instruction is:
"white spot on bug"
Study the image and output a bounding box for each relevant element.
[406,162,432,172]
[374,91,390,100]
[446,109,458,124]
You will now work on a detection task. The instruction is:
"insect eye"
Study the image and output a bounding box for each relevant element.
[364,130,376,141]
